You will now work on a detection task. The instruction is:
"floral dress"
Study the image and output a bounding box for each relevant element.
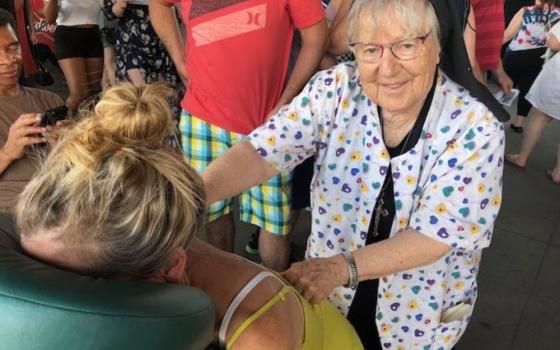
[247,63,505,349]
[102,1,184,122]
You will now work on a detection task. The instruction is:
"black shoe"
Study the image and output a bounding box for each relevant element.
[245,229,259,255]
[510,124,523,133]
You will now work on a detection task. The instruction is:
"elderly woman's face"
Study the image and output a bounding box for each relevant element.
[355,14,439,116]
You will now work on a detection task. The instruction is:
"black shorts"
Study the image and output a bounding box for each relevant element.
[55,26,103,60]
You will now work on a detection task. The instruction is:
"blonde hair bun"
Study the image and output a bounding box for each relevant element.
[90,82,173,148]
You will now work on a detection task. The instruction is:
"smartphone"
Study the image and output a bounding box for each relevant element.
[40,105,68,127]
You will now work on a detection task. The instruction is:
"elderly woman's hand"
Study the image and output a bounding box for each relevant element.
[281,254,349,304]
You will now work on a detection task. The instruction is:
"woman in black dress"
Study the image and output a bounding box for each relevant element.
[103,0,184,122]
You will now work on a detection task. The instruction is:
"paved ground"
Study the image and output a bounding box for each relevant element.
[44,65,560,349]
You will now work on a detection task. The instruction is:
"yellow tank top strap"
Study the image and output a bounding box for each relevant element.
[226,285,293,350]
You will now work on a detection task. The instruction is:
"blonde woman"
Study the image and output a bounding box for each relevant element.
[16,83,363,350]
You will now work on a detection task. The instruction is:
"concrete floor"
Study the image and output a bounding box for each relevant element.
[44,66,560,350]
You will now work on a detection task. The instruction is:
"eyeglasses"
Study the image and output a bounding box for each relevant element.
[349,32,431,64]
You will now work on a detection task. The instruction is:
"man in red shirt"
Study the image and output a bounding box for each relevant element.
[150,0,327,270]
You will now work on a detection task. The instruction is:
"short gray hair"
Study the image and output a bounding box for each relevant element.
[347,0,440,50]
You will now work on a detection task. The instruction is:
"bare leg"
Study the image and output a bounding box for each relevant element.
[102,46,117,90]
[512,115,525,129]
[127,68,146,87]
[206,213,235,252]
[259,229,290,271]
[550,143,560,184]
[58,57,88,113]
[506,109,552,167]
[85,57,103,100]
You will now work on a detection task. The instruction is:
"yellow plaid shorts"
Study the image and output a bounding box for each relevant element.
[180,112,292,236]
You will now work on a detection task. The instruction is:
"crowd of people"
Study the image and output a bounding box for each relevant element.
[0,0,558,349]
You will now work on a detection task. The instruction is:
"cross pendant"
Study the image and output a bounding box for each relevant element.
[372,197,389,237]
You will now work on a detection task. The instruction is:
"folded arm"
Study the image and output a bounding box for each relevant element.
[149,0,188,87]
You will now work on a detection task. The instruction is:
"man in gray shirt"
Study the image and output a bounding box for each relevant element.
[0,9,63,232]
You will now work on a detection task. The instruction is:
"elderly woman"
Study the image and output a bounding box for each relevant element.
[202,0,505,348]
[16,83,363,350]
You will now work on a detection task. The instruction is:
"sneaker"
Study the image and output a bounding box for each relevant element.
[245,229,260,255]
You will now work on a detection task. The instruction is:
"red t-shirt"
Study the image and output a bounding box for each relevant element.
[472,0,505,70]
[167,0,324,134]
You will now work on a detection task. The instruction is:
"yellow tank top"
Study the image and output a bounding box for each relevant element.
[218,271,363,350]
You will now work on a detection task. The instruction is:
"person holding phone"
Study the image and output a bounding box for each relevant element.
[0,9,64,232]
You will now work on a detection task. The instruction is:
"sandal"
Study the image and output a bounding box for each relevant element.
[505,154,526,169]
[510,124,523,133]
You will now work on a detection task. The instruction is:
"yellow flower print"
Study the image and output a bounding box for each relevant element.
[360,183,368,193]
[384,292,394,300]
[436,203,447,214]
[320,129,328,137]
[397,346,406,350]
[406,176,416,185]
[337,133,346,142]
[335,74,341,83]
[470,224,480,234]
[341,100,349,109]
[360,216,368,225]
[454,98,463,107]
[467,111,475,122]
[468,152,479,161]
[381,324,392,333]
[398,218,408,228]
[455,281,465,290]
[408,300,418,310]
[333,292,342,302]
[351,151,361,161]
[318,194,326,203]
[477,183,486,193]
[448,141,458,150]
[266,136,276,146]
[332,214,342,223]
[444,335,453,344]
[288,112,298,121]
[380,149,389,160]
[432,184,439,190]
[493,195,501,206]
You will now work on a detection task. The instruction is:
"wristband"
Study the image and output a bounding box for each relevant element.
[342,252,358,290]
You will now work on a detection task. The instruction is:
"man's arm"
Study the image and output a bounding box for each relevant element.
[149,0,188,87]
[491,58,513,93]
[43,0,59,23]
[202,141,277,204]
[272,19,328,113]
[327,0,352,56]
[464,5,484,83]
